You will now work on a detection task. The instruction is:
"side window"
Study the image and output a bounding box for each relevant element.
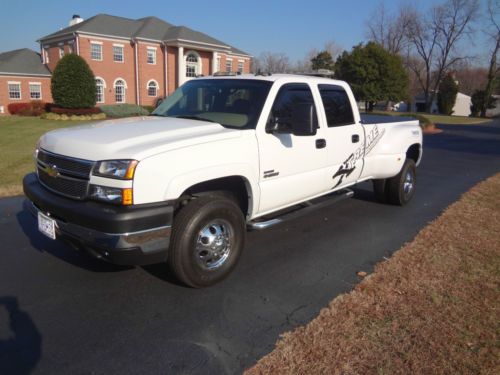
[268,83,318,130]
[318,84,354,127]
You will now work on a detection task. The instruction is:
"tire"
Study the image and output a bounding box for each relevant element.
[168,195,246,288]
[386,159,416,206]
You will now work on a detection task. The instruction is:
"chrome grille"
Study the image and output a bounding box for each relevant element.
[37,149,94,200]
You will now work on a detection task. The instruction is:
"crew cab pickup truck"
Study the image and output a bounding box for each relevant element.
[23,74,422,287]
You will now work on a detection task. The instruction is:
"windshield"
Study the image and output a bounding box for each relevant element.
[152,79,273,129]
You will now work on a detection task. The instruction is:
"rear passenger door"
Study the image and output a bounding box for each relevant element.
[318,84,365,190]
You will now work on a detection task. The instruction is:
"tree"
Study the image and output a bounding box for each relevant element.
[311,51,335,71]
[437,74,458,115]
[294,41,343,73]
[334,42,409,110]
[471,89,496,116]
[404,0,479,112]
[366,1,413,54]
[481,0,500,117]
[252,52,290,74]
[51,54,97,108]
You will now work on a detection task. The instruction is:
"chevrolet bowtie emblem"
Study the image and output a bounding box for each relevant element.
[46,165,59,178]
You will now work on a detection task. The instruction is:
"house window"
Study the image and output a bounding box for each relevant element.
[91,42,102,60]
[238,60,244,73]
[186,52,200,77]
[29,83,42,100]
[226,59,232,72]
[95,78,105,103]
[147,80,158,97]
[113,45,124,62]
[114,79,126,103]
[147,48,156,64]
[8,82,21,100]
[59,47,65,58]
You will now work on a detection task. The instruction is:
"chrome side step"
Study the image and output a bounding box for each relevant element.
[247,189,354,230]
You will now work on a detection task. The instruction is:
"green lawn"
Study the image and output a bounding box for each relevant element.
[367,110,491,125]
[0,116,90,196]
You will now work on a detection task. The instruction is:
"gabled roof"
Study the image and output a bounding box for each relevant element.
[0,48,51,76]
[38,14,251,56]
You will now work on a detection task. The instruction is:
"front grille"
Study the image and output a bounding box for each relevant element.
[38,168,89,199]
[37,149,93,177]
[37,149,93,200]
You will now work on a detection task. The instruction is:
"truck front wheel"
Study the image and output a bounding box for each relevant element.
[168,195,246,288]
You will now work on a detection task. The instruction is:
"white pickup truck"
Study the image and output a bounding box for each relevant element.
[23,74,422,287]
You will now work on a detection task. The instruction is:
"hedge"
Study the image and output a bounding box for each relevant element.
[8,101,46,116]
[100,104,149,118]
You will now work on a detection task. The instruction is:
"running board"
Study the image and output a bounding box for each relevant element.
[247,189,354,230]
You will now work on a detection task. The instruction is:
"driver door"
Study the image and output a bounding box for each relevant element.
[256,83,327,215]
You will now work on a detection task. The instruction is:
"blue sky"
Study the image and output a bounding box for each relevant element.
[0,0,491,64]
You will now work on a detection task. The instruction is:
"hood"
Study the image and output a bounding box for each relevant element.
[40,116,242,161]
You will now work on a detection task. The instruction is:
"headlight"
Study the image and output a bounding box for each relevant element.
[34,139,41,159]
[93,160,138,180]
[90,185,133,205]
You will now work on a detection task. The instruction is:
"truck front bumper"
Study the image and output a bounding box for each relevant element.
[23,173,173,266]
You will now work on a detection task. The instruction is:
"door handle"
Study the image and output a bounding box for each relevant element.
[316,139,326,149]
[352,134,360,143]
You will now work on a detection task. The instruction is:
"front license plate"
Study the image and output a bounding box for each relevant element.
[38,212,56,240]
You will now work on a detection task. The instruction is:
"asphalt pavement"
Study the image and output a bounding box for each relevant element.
[1,120,499,374]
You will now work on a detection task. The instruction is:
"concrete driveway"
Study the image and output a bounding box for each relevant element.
[1,120,499,374]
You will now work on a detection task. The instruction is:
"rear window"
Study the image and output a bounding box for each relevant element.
[318,84,355,127]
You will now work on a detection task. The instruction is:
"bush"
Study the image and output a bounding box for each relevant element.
[50,106,101,115]
[41,112,106,121]
[8,101,46,116]
[51,54,96,108]
[142,105,155,113]
[437,74,458,115]
[100,104,149,118]
[470,90,495,117]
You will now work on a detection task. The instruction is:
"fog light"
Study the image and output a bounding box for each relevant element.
[90,185,132,205]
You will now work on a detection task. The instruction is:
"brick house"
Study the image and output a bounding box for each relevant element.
[0,13,252,113]
[0,49,52,114]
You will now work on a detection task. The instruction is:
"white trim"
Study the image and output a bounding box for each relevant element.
[94,76,107,88]
[166,38,230,49]
[146,79,160,97]
[134,42,140,104]
[135,36,163,43]
[7,82,22,100]
[113,77,128,89]
[0,73,51,78]
[90,40,103,45]
[178,46,184,86]
[78,32,130,43]
[146,46,158,50]
[113,43,124,47]
[29,82,42,100]
[95,77,106,103]
[164,44,168,96]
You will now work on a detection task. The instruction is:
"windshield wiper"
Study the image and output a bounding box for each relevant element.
[173,115,217,123]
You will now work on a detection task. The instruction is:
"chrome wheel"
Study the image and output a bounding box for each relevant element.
[195,219,233,270]
[403,171,414,196]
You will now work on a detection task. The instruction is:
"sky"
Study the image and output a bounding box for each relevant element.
[0,0,493,64]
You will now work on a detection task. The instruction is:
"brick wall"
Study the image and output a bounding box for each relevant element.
[0,76,52,115]
[136,41,165,106]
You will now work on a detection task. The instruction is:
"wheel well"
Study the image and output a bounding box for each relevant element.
[406,144,421,163]
[178,176,250,217]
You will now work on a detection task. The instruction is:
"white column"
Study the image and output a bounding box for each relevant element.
[212,51,218,74]
[177,46,184,87]
[164,44,168,96]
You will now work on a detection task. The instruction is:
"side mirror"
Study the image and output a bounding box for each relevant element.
[290,103,317,136]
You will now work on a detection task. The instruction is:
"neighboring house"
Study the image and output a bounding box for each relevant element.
[0,48,52,114]
[38,14,252,107]
[0,13,252,113]
[411,92,472,117]
[486,95,500,118]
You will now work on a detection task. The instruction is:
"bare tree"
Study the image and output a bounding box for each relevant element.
[293,41,343,73]
[252,52,291,74]
[481,0,500,116]
[405,0,479,112]
[366,1,413,54]
[451,60,488,95]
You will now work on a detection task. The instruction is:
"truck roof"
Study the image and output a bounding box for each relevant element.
[197,73,348,86]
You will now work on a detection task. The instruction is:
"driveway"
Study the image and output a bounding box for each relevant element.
[1,120,499,374]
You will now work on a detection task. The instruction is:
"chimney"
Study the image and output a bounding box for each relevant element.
[69,14,83,26]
